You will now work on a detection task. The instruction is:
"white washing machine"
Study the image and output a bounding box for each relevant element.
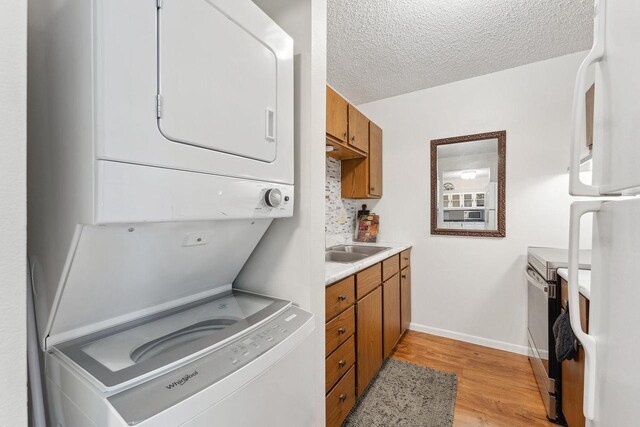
[45,289,315,426]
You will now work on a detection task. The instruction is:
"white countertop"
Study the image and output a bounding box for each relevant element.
[325,241,413,286]
[557,268,591,300]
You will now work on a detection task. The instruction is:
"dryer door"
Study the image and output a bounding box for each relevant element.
[158,0,278,162]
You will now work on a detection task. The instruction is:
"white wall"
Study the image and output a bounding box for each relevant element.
[0,0,28,424]
[238,0,326,425]
[359,52,591,353]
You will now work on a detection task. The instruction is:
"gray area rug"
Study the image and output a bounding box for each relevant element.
[344,358,457,427]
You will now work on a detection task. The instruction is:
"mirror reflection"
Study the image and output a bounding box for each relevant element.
[431,132,505,237]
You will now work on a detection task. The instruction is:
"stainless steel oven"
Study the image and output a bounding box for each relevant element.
[526,247,591,423]
[526,262,559,421]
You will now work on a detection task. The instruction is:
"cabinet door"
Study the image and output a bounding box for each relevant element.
[158,0,282,163]
[561,293,589,427]
[326,86,348,143]
[341,121,382,199]
[348,105,369,154]
[369,121,382,197]
[356,286,383,395]
[382,273,401,358]
[400,267,411,334]
[562,346,586,427]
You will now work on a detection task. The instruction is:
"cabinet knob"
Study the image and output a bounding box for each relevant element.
[370,187,375,191]
[338,295,347,301]
[339,393,347,402]
[402,274,407,279]
[351,136,356,142]
[338,327,346,334]
[343,131,348,138]
[338,359,346,368]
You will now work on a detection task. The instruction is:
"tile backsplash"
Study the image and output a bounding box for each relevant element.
[325,157,358,238]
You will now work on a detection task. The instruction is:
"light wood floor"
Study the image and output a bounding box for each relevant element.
[390,331,555,427]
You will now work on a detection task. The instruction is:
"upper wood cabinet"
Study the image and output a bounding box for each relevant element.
[326,86,348,144]
[341,120,383,199]
[369,122,383,197]
[326,86,366,160]
[347,105,369,154]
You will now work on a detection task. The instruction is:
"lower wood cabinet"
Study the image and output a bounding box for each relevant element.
[382,273,401,358]
[560,278,590,427]
[356,285,383,395]
[326,306,355,356]
[326,366,356,427]
[325,248,412,425]
[400,266,411,334]
[326,336,356,391]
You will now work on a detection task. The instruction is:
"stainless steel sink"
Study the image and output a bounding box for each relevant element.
[325,251,368,263]
[325,245,391,263]
[327,245,390,255]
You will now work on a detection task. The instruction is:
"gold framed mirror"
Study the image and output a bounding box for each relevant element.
[430,131,506,237]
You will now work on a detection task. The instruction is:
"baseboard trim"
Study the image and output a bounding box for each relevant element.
[408,322,529,356]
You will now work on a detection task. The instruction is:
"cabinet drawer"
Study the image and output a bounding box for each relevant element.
[326,276,355,321]
[326,336,356,392]
[356,263,381,299]
[326,366,356,427]
[400,249,411,270]
[382,254,400,282]
[326,306,355,356]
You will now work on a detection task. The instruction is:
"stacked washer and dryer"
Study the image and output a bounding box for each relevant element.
[28,1,315,426]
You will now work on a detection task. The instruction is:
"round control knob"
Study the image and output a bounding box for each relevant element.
[265,188,283,207]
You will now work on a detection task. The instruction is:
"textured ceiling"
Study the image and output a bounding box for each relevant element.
[328,0,593,104]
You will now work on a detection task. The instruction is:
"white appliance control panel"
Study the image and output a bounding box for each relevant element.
[107,306,312,425]
[97,160,294,223]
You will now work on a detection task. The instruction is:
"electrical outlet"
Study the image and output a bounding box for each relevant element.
[338,208,347,224]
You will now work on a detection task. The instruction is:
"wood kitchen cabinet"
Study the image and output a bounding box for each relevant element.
[560,278,590,427]
[326,366,356,427]
[325,249,411,417]
[326,86,348,144]
[400,249,412,334]
[382,272,401,358]
[356,285,383,395]
[325,275,357,427]
[347,105,369,154]
[326,86,366,160]
[341,121,382,199]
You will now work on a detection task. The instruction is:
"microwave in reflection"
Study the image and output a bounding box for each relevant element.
[443,209,485,223]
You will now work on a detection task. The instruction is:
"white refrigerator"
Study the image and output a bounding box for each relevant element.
[568,0,640,425]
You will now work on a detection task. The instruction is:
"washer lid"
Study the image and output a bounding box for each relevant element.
[53,290,290,393]
[38,220,273,353]
[157,0,292,162]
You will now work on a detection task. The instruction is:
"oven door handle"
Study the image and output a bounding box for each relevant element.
[525,267,548,293]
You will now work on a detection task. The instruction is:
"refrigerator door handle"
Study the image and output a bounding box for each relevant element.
[569,201,603,421]
[570,0,614,197]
